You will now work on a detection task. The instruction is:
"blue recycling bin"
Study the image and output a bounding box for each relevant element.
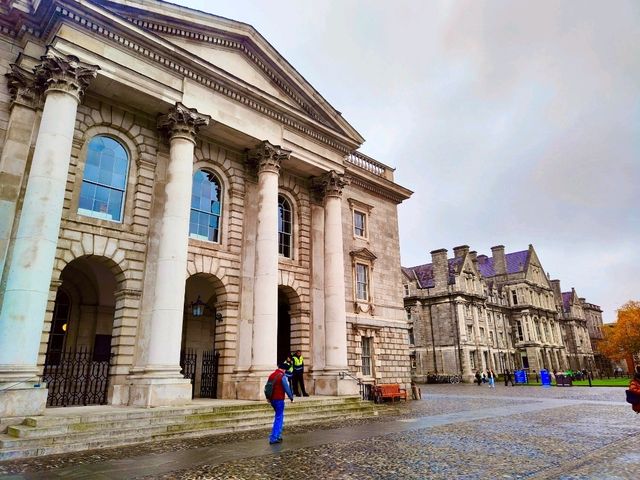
[540,369,551,387]
[515,369,528,384]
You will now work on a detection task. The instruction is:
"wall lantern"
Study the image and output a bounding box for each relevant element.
[190,296,223,323]
[191,296,206,317]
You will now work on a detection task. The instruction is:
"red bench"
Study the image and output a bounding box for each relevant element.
[374,383,408,403]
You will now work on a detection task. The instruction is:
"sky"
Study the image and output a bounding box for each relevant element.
[170,0,640,323]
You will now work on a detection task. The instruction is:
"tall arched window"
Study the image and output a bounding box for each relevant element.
[190,170,222,242]
[78,136,129,222]
[278,195,292,258]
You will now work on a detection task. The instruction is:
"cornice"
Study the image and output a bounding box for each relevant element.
[349,175,412,204]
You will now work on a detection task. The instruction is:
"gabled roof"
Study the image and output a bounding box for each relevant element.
[94,0,365,145]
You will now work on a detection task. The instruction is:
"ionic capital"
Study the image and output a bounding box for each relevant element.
[157,102,211,144]
[312,170,350,199]
[34,47,99,102]
[246,140,290,175]
[5,64,40,109]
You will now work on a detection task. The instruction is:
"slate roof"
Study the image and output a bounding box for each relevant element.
[404,249,530,290]
[476,250,529,277]
[405,258,463,288]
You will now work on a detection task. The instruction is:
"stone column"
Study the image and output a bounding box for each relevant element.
[313,171,357,395]
[0,63,40,279]
[234,141,288,400]
[0,48,98,419]
[129,103,210,407]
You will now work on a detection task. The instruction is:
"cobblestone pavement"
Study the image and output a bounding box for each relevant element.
[1,384,638,479]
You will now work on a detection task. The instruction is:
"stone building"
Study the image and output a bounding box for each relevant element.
[0,0,412,421]
[579,298,611,373]
[554,286,596,371]
[403,244,597,381]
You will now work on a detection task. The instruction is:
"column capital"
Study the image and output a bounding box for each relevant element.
[158,102,211,144]
[35,46,99,102]
[5,63,41,110]
[246,140,290,175]
[312,170,350,200]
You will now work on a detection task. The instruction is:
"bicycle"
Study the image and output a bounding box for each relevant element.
[449,374,461,384]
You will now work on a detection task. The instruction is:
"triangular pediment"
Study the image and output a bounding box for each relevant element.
[350,248,377,262]
[92,0,364,144]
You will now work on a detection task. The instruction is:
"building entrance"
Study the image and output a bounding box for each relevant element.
[182,274,221,398]
[43,256,117,407]
[277,288,291,364]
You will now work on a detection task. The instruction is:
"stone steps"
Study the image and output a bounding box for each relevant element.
[0,397,377,461]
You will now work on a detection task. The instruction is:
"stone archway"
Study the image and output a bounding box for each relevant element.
[44,255,123,407]
[182,273,226,398]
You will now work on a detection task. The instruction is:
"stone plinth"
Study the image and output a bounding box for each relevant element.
[0,383,47,424]
[128,378,193,407]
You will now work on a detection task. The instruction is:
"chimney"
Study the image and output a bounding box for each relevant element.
[491,245,506,275]
[430,248,449,290]
[453,245,469,259]
[469,250,478,263]
[550,279,562,305]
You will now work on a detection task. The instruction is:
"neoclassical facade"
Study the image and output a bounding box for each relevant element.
[0,0,412,420]
[403,245,597,381]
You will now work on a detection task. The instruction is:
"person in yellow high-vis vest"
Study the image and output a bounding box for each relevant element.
[292,350,309,397]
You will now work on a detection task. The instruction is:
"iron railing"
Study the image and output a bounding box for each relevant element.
[43,346,110,407]
[180,348,197,397]
[200,350,220,398]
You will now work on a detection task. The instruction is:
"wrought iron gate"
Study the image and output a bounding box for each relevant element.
[200,350,220,398]
[43,346,110,407]
[180,348,197,397]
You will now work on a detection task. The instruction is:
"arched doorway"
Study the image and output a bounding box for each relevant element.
[277,288,291,363]
[44,256,118,407]
[182,274,222,398]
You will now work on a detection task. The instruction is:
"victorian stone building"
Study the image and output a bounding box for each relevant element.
[0,0,412,421]
[403,245,597,381]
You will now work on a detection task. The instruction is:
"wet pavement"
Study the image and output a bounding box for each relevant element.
[1,383,638,479]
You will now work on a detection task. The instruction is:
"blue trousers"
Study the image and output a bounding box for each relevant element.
[269,399,285,442]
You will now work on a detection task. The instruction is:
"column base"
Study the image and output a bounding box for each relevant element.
[127,377,192,407]
[0,382,47,421]
[233,370,271,400]
[312,371,359,396]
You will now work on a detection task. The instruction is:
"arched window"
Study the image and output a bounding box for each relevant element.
[278,195,292,258]
[78,136,129,222]
[190,170,222,242]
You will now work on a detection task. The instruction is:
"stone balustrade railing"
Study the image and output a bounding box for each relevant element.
[346,151,393,179]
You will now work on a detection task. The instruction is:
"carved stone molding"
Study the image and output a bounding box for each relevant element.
[5,63,40,109]
[34,47,99,102]
[246,140,290,175]
[312,170,350,200]
[114,289,142,300]
[157,102,211,144]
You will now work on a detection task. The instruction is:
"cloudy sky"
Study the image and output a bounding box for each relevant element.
[172,0,639,323]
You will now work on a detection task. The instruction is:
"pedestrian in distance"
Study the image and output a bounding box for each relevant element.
[504,369,514,386]
[292,349,309,397]
[626,365,640,414]
[488,369,496,388]
[481,371,487,384]
[265,362,294,444]
[475,370,482,386]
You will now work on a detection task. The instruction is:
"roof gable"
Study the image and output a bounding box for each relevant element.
[96,0,364,144]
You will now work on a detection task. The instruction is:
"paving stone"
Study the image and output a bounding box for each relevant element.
[1,384,637,479]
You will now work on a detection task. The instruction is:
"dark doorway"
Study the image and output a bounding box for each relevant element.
[43,257,116,407]
[277,288,291,363]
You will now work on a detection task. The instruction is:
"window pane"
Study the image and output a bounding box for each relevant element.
[79,136,128,222]
[190,170,223,242]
